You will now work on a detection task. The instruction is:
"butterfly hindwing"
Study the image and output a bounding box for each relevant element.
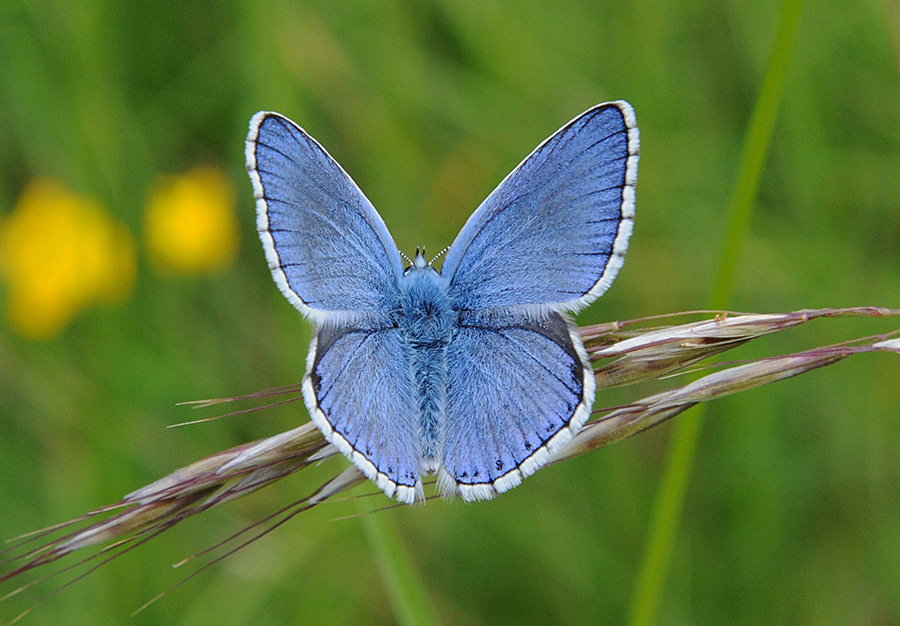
[438,310,594,501]
[441,101,639,313]
[247,112,404,320]
[305,323,424,504]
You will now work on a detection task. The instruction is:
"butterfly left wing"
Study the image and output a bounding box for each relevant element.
[441,101,638,313]
[247,112,404,322]
[438,310,594,501]
[305,322,424,504]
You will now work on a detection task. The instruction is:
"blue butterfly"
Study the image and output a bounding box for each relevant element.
[245,102,639,503]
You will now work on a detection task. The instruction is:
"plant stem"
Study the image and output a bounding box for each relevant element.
[627,1,806,624]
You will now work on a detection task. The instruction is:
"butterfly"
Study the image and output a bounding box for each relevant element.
[245,102,639,503]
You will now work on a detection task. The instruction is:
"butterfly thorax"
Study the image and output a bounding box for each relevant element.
[398,264,454,468]
[398,265,453,342]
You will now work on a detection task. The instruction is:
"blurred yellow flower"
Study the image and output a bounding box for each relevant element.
[0,180,136,340]
[144,166,238,275]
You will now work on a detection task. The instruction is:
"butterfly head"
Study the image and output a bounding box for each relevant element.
[401,246,450,276]
[400,247,441,275]
[412,247,429,269]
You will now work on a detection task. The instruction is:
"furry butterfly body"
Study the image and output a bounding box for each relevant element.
[246,102,639,503]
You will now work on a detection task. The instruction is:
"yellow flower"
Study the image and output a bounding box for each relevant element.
[144,166,238,275]
[0,180,136,340]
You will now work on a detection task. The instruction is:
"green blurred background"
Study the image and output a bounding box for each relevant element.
[1,1,899,624]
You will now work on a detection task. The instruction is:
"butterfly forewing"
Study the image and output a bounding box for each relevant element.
[441,101,639,313]
[247,112,404,320]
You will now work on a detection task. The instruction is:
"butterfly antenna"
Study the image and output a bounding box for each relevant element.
[429,246,451,266]
[398,249,413,266]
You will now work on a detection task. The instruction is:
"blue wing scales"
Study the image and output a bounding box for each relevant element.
[438,310,594,501]
[304,323,424,504]
[441,101,639,313]
[247,112,404,321]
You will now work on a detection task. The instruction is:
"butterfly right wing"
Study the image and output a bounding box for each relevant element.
[436,103,638,499]
[247,112,404,322]
[305,322,424,504]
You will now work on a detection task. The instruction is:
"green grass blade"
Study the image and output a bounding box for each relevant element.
[627,1,806,624]
[709,2,807,308]
[360,508,440,626]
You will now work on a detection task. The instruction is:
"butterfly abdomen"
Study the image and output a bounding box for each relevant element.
[398,265,454,471]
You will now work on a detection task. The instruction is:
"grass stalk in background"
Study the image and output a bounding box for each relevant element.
[626,0,806,624]
[360,509,440,626]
